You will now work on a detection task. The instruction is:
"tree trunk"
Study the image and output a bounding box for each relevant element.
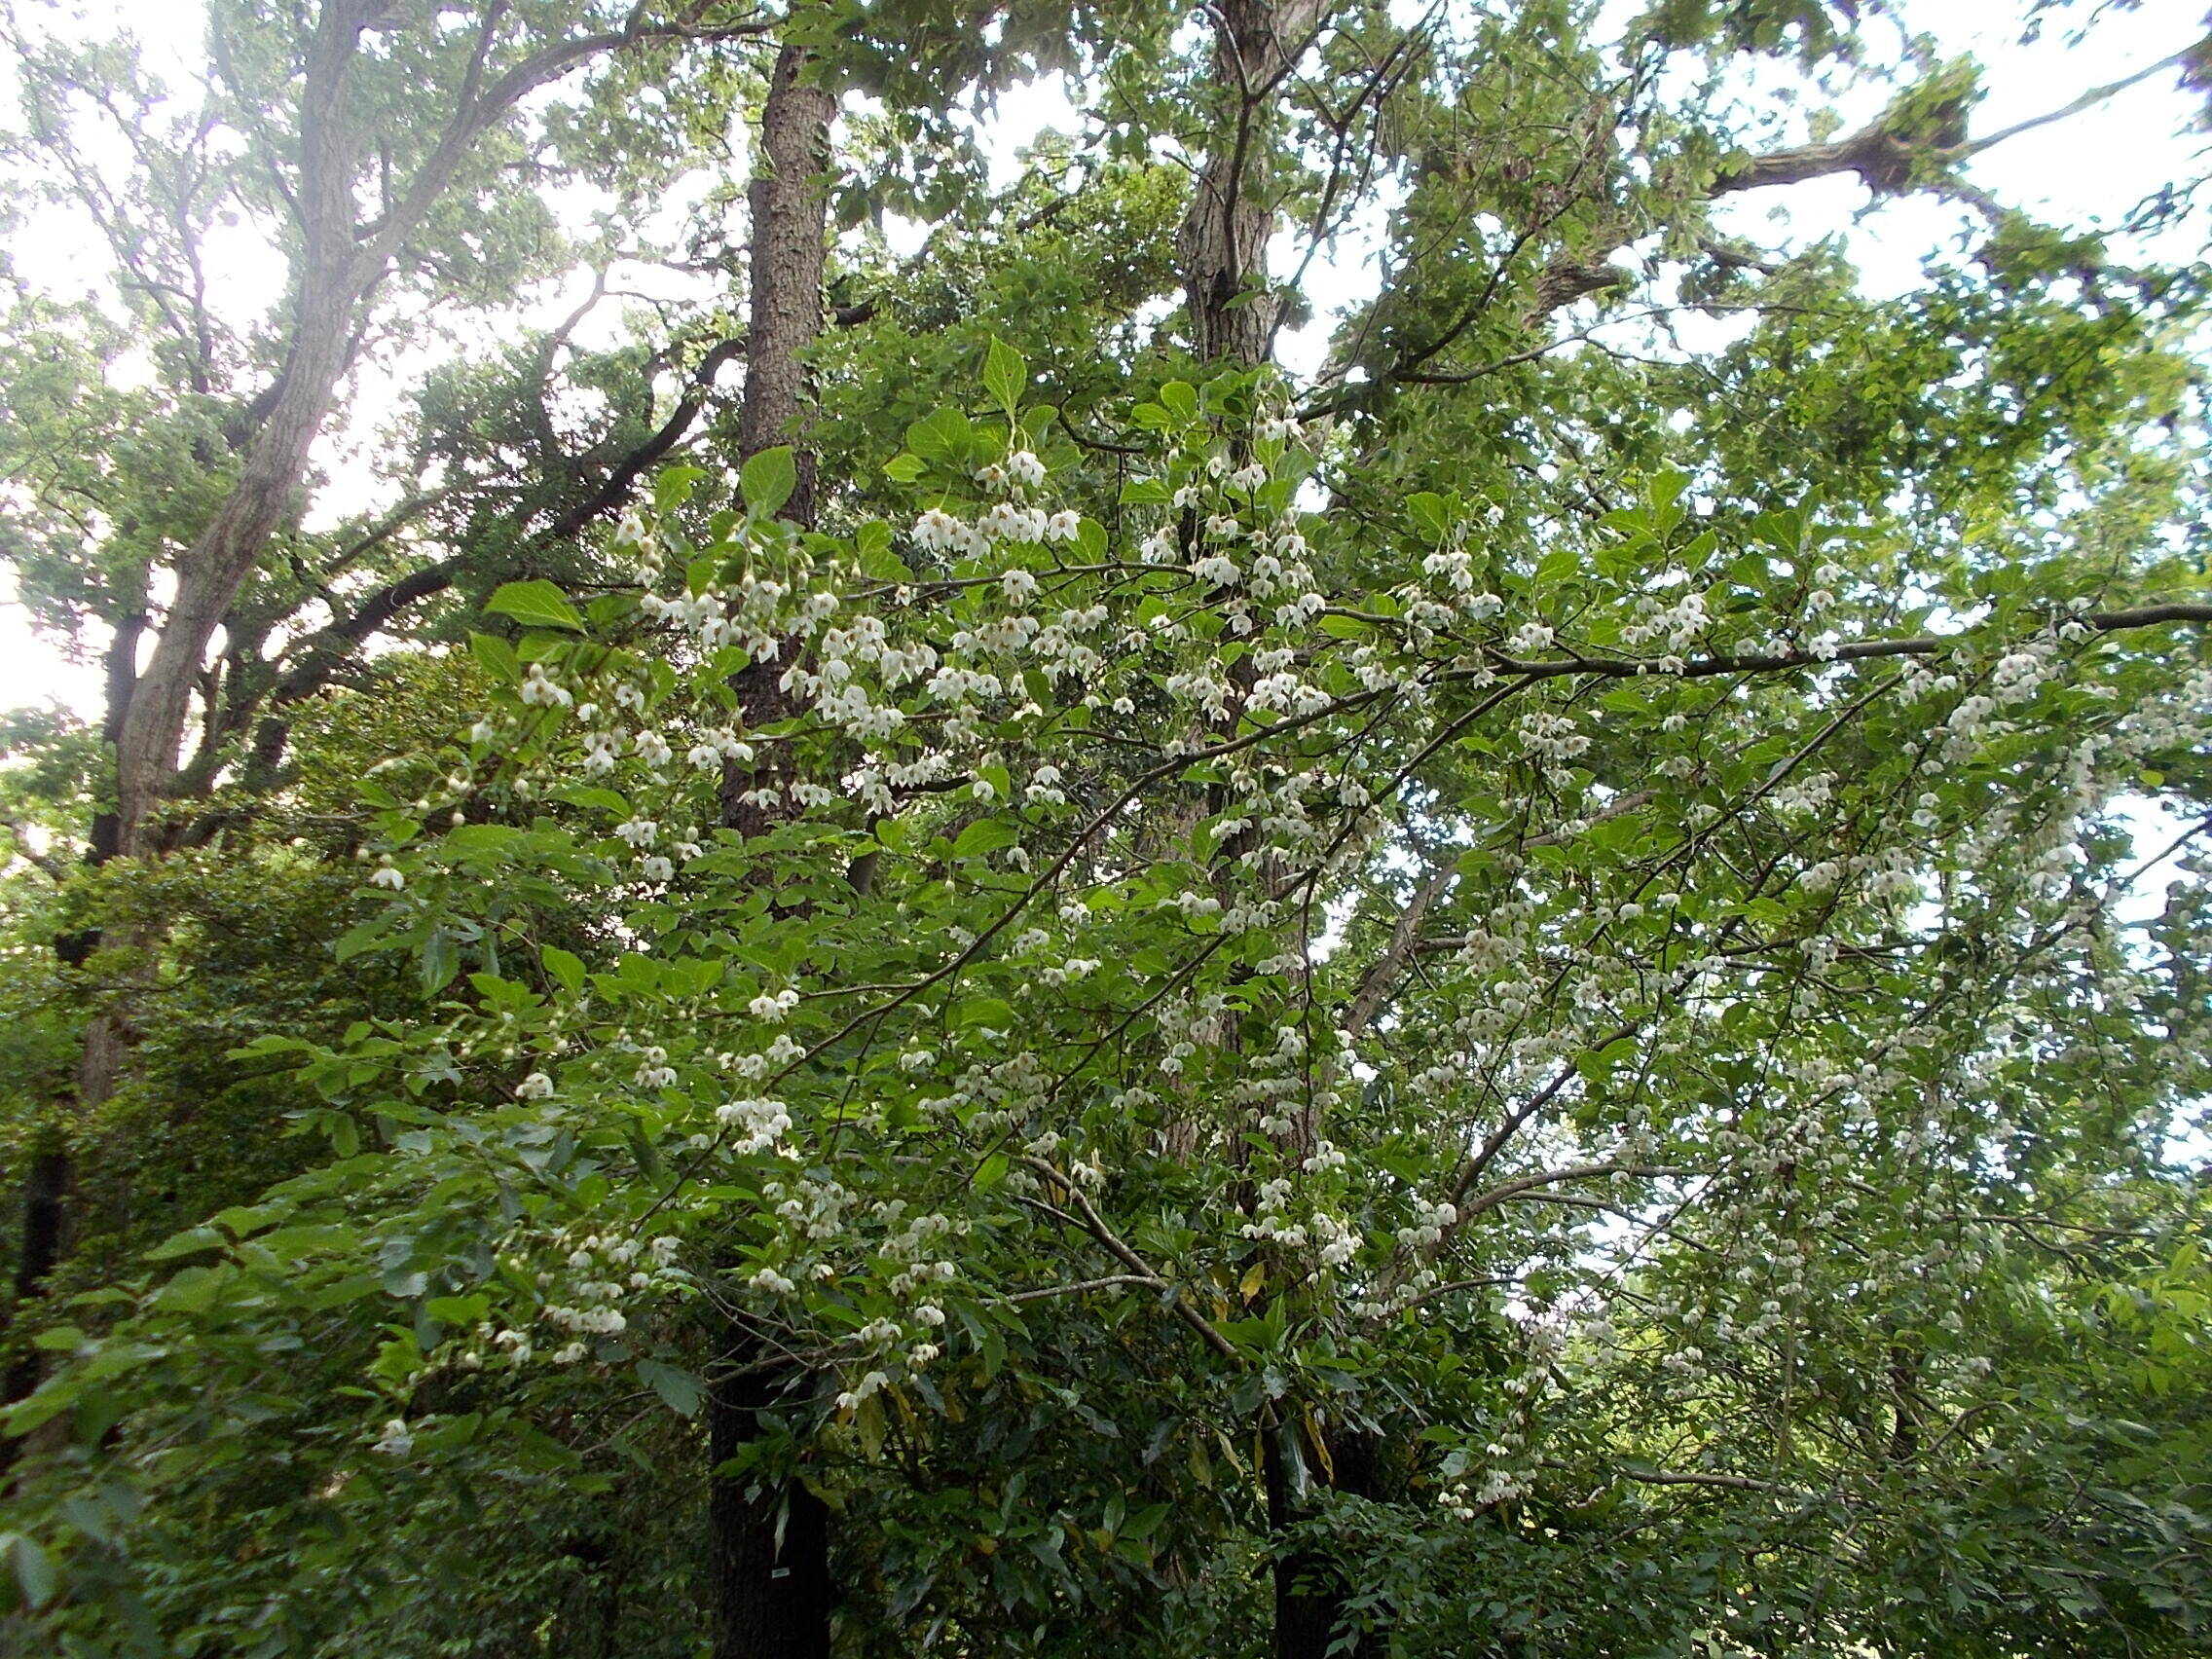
[708,34,838,1659]
[1264,1420,1380,1659]
[114,0,371,857]
[738,40,835,520]
[0,1147,71,1465]
[1173,7,1383,1652]
[709,1330,834,1659]
[1177,0,1331,370]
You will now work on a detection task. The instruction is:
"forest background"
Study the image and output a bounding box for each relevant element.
[0,1,2209,1656]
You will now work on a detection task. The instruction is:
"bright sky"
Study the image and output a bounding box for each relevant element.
[1,0,2205,914]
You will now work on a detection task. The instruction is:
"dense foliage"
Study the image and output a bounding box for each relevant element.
[2,2,2208,1656]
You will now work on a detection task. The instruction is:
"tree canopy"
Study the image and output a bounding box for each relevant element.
[2,2,2209,1656]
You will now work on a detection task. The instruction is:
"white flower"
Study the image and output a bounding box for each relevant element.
[615,819,659,848]
[515,1071,555,1100]
[1007,450,1047,488]
[911,508,960,552]
[634,730,674,768]
[973,775,997,803]
[1002,567,1039,602]
[1044,509,1081,543]
[370,859,404,891]
[520,664,572,709]
[372,1418,414,1456]
[639,855,674,882]
[468,719,495,745]
[748,988,800,1022]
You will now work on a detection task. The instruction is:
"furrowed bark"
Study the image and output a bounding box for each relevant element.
[708,34,837,1659]
[1177,0,1332,370]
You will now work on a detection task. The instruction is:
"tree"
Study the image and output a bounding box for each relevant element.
[4,1,2211,1656]
[0,0,773,1421]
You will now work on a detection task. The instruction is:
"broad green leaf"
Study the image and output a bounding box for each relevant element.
[983,337,1028,414]
[485,579,583,631]
[741,445,796,519]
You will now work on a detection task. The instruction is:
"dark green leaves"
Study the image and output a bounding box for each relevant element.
[636,1359,704,1418]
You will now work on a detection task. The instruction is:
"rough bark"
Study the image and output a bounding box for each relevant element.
[1176,0,1332,369]
[738,41,836,519]
[708,34,838,1659]
[113,0,372,856]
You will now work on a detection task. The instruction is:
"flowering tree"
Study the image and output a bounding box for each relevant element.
[5,2,2211,1656]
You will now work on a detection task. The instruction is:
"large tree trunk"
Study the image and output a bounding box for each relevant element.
[114,0,370,858]
[709,1333,834,1659]
[1177,0,1331,370]
[3,597,149,1434]
[738,41,836,520]
[1173,7,1381,1654]
[708,35,838,1659]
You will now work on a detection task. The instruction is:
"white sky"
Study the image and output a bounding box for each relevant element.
[1,0,2206,933]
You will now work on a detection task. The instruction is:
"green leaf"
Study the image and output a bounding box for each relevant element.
[907,407,976,466]
[984,337,1029,414]
[741,445,797,519]
[552,786,632,816]
[654,464,705,513]
[638,1358,704,1418]
[541,945,585,994]
[421,929,460,994]
[952,819,1020,860]
[468,632,520,682]
[6,1533,55,1610]
[485,580,583,632]
[883,453,927,483]
[854,520,911,582]
[144,1226,225,1262]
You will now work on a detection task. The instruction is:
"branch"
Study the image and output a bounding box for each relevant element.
[540,333,747,542]
[1454,1161,1687,1229]
[1464,604,2212,684]
[1003,1274,1161,1305]
[1615,1467,1812,1498]
[1343,857,1456,1042]
[1951,39,2210,161]
[1014,1156,1240,1362]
